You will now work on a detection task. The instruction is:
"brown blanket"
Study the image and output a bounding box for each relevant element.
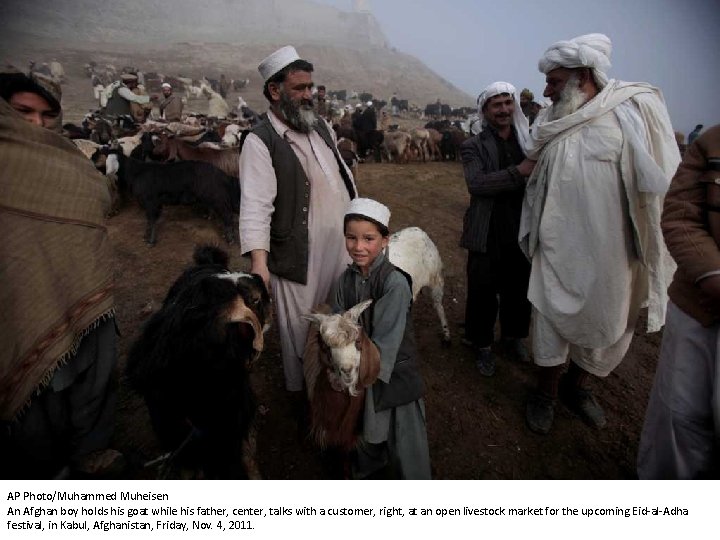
[0,98,114,421]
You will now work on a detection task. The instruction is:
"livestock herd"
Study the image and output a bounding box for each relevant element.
[39,58,481,478]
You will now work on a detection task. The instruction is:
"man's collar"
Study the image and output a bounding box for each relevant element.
[483,122,517,139]
[267,108,291,138]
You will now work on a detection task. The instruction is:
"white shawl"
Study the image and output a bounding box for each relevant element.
[520,80,681,333]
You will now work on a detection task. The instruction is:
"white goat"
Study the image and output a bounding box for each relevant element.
[303,299,373,396]
[388,227,451,345]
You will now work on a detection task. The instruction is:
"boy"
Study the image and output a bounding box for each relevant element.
[334,198,431,479]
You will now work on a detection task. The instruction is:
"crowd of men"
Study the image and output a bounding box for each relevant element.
[1,31,717,480]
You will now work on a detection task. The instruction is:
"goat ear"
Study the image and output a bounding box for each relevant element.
[302,313,328,326]
[345,299,373,323]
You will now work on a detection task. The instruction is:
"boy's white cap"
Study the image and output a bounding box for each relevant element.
[258,45,300,81]
[345,198,390,227]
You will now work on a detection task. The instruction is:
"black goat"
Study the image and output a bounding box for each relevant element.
[126,245,271,478]
[116,152,240,245]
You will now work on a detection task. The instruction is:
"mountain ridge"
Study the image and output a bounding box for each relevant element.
[0,0,474,108]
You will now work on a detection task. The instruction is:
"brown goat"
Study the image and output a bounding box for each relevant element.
[152,132,240,178]
[303,301,380,452]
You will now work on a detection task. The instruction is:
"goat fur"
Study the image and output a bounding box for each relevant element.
[126,245,270,478]
[303,301,380,451]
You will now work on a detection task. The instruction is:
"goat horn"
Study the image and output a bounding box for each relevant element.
[227,298,264,353]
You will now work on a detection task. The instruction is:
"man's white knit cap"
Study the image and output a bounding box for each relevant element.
[258,45,301,81]
[538,33,612,86]
[345,198,390,227]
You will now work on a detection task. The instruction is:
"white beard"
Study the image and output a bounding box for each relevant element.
[548,76,588,121]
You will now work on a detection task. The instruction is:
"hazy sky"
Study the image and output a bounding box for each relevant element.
[318,0,720,135]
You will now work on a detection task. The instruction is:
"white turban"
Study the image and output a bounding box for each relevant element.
[476,81,530,153]
[538,33,612,87]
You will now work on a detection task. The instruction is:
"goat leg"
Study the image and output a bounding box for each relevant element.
[144,205,161,245]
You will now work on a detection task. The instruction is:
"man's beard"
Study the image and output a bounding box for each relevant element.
[548,74,588,121]
[278,89,317,133]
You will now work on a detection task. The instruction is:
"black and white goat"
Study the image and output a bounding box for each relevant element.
[126,245,271,479]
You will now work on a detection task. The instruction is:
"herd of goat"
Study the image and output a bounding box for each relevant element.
[70,114,453,478]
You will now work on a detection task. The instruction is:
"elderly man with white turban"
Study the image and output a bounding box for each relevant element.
[238,46,357,428]
[521,33,681,434]
[459,82,536,376]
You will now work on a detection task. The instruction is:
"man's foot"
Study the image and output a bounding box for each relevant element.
[559,381,607,429]
[475,347,496,377]
[526,392,555,434]
[501,338,531,363]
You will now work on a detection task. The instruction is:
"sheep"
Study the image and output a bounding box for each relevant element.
[302,300,380,452]
[388,227,451,346]
[382,130,412,163]
[409,128,432,162]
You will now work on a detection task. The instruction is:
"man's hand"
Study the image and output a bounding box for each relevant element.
[516,158,537,177]
[250,249,271,291]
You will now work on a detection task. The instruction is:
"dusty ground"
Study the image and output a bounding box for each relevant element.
[107,160,660,480]
[5,46,662,479]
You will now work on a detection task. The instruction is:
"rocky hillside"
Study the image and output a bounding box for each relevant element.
[0,0,474,109]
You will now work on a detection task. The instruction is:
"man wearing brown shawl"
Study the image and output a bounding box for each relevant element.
[0,70,122,478]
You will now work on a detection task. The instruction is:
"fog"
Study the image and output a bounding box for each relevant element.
[320,0,720,135]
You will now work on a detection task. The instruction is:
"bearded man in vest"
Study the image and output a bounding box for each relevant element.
[238,46,357,420]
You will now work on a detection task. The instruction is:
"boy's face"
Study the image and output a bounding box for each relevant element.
[345,219,388,276]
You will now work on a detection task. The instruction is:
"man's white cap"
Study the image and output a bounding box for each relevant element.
[345,198,391,228]
[355,103,362,108]
[161,82,172,89]
[366,101,373,106]
[258,45,300,81]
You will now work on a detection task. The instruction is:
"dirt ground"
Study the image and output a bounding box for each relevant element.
[106,159,661,480]
[4,46,662,479]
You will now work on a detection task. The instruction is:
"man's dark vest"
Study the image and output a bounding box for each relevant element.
[341,258,425,412]
[252,115,356,284]
[104,85,132,117]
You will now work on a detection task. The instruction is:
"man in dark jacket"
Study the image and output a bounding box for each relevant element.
[459,82,535,376]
